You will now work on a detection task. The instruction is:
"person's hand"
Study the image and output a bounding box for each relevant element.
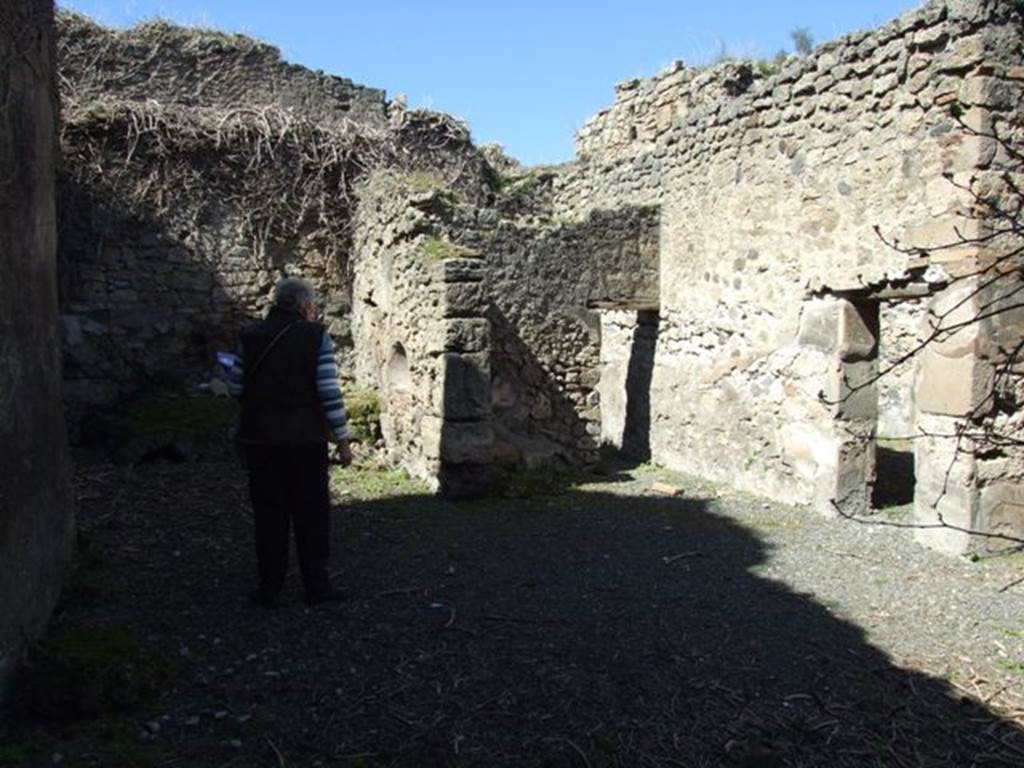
[332,438,353,467]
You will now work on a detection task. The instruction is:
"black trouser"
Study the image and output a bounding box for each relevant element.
[245,442,331,599]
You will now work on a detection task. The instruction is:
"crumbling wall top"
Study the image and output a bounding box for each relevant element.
[57,11,388,128]
[574,0,996,162]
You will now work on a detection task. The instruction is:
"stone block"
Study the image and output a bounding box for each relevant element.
[434,257,485,284]
[442,282,485,318]
[832,359,879,422]
[832,431,875,516]
[913,477,976,555]
[978,483,1024,554]
[924,281,982,358]
[426,318,490,354]
[438,352,491,421]
[797,299,841,353]
[915,346,993,417]
[961,76,1019,111]
[912,26,949,49]
[421,417,493,464]
[439,462,494,500]
[902,216,985,253]
[872,73,899,96]
[838,301,878,362]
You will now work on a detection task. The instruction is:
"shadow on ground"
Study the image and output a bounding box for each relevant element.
[4,460,1023,767]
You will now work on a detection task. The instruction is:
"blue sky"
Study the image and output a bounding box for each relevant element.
[59,1,922,165]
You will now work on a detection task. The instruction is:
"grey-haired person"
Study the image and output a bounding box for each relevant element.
[227,277,352,606]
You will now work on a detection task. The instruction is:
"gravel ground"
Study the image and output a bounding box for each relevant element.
[2,458,1022,768]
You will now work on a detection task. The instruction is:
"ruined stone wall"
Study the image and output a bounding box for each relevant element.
[56,104,356,433]
[449,202,660,468]
[557,0,1023,520]
[351,176,492,496]
[57,12,387,128]
[52,14,395,428]
[0,0,75,698]
[55,16,496,443]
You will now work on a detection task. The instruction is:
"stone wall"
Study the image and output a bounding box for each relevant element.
[53,0,1023,541]
[57,12,387,128]
[554,0,1024,547]
[451,200,660,468]
[351,175,492,496]
[347,169,659,480]
[55,16,493,443]
[0,0,75,698]
[56,103,356,434]
[878,300,924,439]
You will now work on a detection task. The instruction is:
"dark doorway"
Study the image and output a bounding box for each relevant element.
[872,299,922,509]
[873,442,916,508]
[621,309,659,461]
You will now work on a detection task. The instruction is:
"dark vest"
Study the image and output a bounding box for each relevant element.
[238,307,327,445]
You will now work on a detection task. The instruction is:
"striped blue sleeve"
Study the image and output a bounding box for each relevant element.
[226,348,245,398]
[316,332,348,441]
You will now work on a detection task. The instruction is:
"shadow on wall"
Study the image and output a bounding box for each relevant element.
[16,459,1024,765]
[487,306,599,471]
[621,308,659,462]
[56,174,261,451]
[479,205,661,470]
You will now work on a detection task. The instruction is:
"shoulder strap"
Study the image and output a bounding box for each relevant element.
[249,322,297,379]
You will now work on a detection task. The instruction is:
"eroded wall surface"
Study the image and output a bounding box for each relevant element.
[0,0,75,697]
[56,104,356,429]
[464,206,660,468]
[556,0,1023,530]
[57,12,387,128]
[351,176,492,496]
[53,16,489,440]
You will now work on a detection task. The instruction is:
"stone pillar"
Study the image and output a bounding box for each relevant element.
[917,280,995,557]
[0,0,75,700]
[794,297,879,516]
[425,258,494,498]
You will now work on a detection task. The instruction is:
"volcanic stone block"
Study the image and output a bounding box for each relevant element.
[915,346,994,417]
[438,353,491,421]
[831,359,879,421]
[832,429,876,517]
[434,257,485,284]
[426,319,490,354]
[442,282,485,318]
[978,483,1024,554]
[797,300,840,353]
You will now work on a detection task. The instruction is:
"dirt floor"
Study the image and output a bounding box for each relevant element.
[2,458,1023,768]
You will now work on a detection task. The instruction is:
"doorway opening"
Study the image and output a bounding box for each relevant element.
[872,299,923,509]
[596,308,659,462]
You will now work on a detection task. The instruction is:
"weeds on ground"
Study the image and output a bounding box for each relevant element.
[996,658,1024,677]
[330,465,428,502]
[343,386,382,444]
[17,625,172,720]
